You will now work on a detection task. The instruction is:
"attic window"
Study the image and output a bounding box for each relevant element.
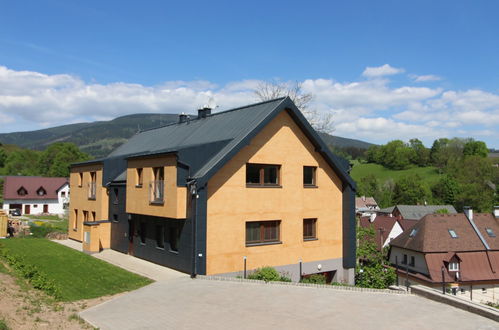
[448,229,458,238]
[485,228,496,237]
[37,187,46,196]
[449,262,459,271]
[17,187,28,196]
[409,228,418,237]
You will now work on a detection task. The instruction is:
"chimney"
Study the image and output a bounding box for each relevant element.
[494,206,499,218]
[463,206,473,221]
[178,113,188,124]
[197,107,211,119]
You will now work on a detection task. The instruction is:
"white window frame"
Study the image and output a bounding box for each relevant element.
[449,262,459,271]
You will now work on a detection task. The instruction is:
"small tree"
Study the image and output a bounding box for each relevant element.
[355,225,396,289]
[254,81,334,133]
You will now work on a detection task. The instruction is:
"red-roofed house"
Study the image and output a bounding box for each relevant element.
[2,176,69,215]
[359,214,416,250]
[388,207,499,304]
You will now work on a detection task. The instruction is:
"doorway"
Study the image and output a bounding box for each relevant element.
[24,205,30,215]
[43,204,49,213]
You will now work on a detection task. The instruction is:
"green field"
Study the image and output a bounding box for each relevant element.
[0,239,153,301]
[350,161,443,185]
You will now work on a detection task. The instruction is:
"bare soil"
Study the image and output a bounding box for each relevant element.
[0,264,115,330]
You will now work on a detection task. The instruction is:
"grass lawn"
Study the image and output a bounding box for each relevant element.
[0,238,153,301]
[350,161,442,186]
[25,214,63,221]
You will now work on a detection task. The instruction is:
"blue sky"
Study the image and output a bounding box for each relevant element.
[0,0,498,148]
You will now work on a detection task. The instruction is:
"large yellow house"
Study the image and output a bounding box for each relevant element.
[68,97,357,283]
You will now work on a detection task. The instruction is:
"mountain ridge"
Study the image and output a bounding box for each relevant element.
[0,113,374,158]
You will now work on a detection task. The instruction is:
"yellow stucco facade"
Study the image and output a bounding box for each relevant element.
[206,110,343,275]
[68,163,109,242]
[126,156,187,219]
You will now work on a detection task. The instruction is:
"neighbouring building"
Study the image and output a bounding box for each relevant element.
[389,207,499,304]
[378,204,457,220]
[68,97,357,283]
[359,214,416,250]
[2,176,69,215]
[355,196,379,216]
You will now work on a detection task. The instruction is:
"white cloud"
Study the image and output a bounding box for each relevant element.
[0,65,498,148]
[362,64,405,78]
[410,74,442,82]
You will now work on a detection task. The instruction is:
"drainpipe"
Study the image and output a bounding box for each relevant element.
[187,179,198,278]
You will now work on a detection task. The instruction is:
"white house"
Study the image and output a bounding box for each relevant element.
[2,176,69,216]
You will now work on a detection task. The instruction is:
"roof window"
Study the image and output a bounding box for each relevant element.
[37,187,46,196]
[448,229,458,238]
[17,187,28,196]
[485,228,496,237]
[409,228,418,237]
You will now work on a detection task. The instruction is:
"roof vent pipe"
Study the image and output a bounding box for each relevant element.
[179,113,188,123]
[463,206,473,221]
[197,107,211,119]
[494,206,499,218]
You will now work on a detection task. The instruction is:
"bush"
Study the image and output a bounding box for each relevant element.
[0,247,61,299]
[247,267,291,282]
[0,319,9,330]
[300,274,327,284]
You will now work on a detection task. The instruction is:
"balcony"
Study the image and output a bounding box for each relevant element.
[149,180,164,204]
[88,182,96,200]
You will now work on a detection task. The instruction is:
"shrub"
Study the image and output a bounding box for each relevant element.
[247,267,291,282]
[0,319,9,330]
[300,274,327,284]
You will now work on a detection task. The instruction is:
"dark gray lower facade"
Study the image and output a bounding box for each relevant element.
[213,257,355,284]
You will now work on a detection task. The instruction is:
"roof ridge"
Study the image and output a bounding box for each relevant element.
[137,97,287,134]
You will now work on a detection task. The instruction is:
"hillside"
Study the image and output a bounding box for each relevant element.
[350,160,442,186]
[0,113,373,158]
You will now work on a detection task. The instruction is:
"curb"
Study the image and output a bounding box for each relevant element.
[196,275,410,294]
[411,285,499,322]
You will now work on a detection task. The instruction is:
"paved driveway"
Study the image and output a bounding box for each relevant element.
[81,278,498,330]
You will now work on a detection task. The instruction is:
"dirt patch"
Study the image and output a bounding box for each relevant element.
[0,266,116,329]
[45,232,68,240]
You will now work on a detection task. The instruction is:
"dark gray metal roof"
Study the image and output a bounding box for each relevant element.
[75,97,355,189]
[380,205,457,220]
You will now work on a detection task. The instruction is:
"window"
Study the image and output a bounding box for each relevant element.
[140,221,147,244]
[246,220,281,245]
[136,168,143,187]
[112,214,118,223]
[73,209,78,230]
[246,164,280,186]
[402,254,407,265]
[156,224,165,249]
[482,288,487,293]
[37,187,46,196]
[61,191,66,198]
[303,166,317,186]
[113,188,119,204]
[78,172,83,187]
[485,228,496,237]
[448,229,458,238]
[409,228,418,237]
[88,172,97,199]
[150,167,165,203]
[303,218,317,240]
[449,262,459,271]
[33,204,38,208]
[83,210,89,222]
[168,223,181,252]
[17,187,27,196]
[92,211,96,221]
[410,256,415,267]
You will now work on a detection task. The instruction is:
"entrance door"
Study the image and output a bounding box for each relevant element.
[43,204,49,213]
[24,205,30,215]
[128,220,134,255]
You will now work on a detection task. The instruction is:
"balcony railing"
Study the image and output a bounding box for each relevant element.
[149,180,164,204]
[88,182,96,200]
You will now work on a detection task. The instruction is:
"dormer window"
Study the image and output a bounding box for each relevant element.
[409,228,418,237]
[17,187,28,196]
[37,187,46,196]
[449,262,459,272]
[448,229,458,238]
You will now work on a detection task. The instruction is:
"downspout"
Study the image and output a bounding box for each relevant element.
[187,179,198,278]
